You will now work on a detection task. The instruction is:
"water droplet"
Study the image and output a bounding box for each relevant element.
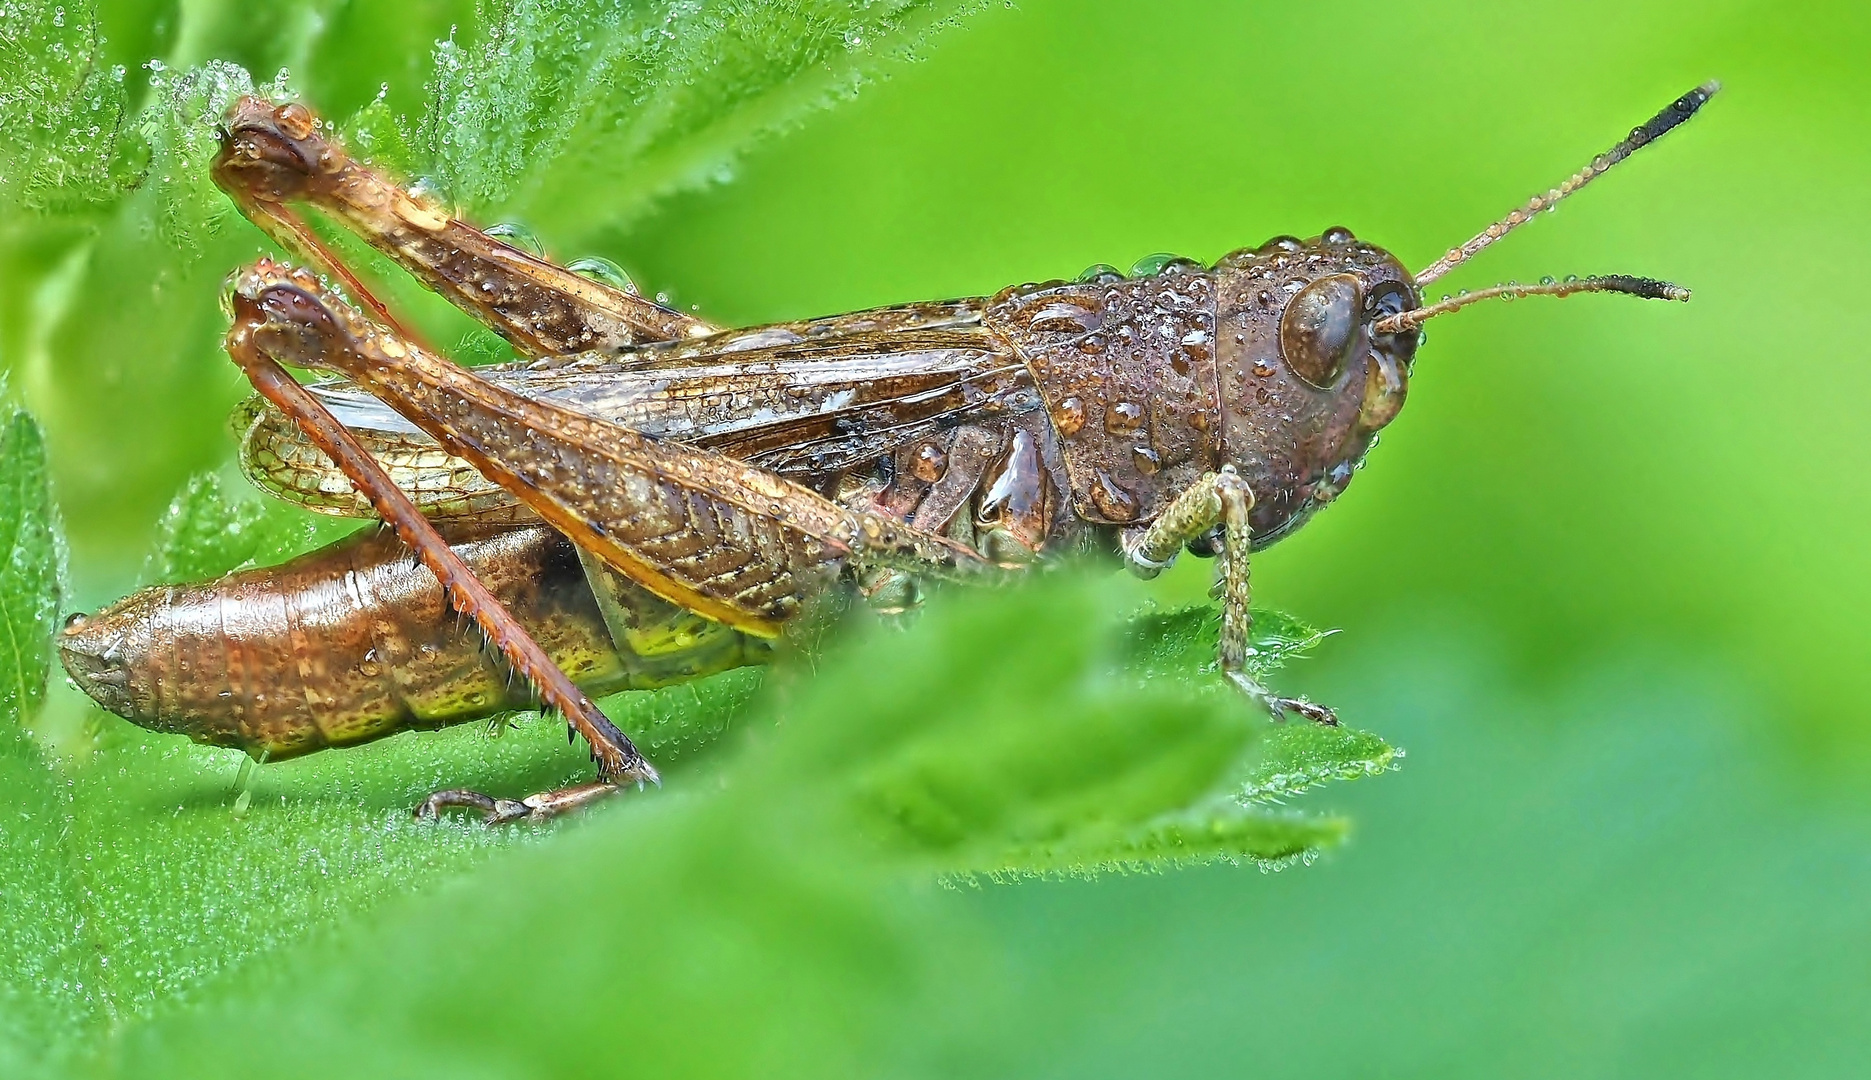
[1252,361,1275,378]
[911,443,948,482]
[1132,446,1161,475]
[1539,275,1556,286]
[1027,300,1102,335]
[1129,252,1184,277]
[1089,471,1141,521]
[1104,400,1144,434]
[567,256,638,295]
[1321,225,1355,245]
[1054,396,1087,437]
[1259,235,1304,255]
[274,101,315,140]
[1076,263,1124,285]
[486,221,546,259]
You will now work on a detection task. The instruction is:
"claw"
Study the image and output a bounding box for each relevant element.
[415,788,530,824]
[414,780,627,825]
[1274,696,1339,727]
[1223,670,1340,727]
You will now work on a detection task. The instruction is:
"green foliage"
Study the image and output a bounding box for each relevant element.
[141,471,356,584]
[0,405,60,721]
[420,0,982,238]
[0,0,133,217]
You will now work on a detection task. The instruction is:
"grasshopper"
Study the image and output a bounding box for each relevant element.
[58,82,1717,822]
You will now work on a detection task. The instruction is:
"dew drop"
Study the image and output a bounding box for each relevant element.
[1259,235,1304,255]
[567,256,638,295]
[1321,225,1355,245]
[274,101,315,141]
[1129,252,1183,278]
[486,221,546,259]
[1089,470,1141,522]
[1104,400,1144,434]
[1076,263,1124,285]
[1132,446,1161,475]
[1028,301,1102,335]
[1054,396,1088,437]
[911,443,948,483]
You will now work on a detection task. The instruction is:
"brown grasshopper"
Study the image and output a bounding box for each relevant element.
[58,82,1717,822]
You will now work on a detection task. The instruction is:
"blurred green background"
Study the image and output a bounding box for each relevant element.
[5,0,1871,1075]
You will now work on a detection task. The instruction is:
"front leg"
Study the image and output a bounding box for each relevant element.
[1124,467,1338,726]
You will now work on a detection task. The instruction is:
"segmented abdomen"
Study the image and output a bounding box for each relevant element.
[58,525,766,761]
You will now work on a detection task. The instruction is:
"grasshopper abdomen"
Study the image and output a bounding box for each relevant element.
[60,525,764,761]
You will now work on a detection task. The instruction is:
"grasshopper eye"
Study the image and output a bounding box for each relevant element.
[1279,274,1363,389]
[1366,280,1419,371]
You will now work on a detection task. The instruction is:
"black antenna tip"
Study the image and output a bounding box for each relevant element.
[1596,274,1692,301]
[1635,81,1722,149]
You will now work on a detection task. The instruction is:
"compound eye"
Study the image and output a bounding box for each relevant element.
[1366,280,1419,371]
[1279,274,1363,389]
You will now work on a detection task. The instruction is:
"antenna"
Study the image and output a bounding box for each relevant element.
[1373,275,1689,336]
[1414,81,1720,287]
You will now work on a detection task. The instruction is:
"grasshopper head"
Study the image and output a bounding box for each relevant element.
[1209,230,1421,544]
[1207,82,1715,546]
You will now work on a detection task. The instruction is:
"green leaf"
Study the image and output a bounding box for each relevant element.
[418,0,986,239]
[0,405,82,1067]
[142,471,358,584]
[992,802,1350,878]
[0,406,59,722]
[0,0,136,217]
